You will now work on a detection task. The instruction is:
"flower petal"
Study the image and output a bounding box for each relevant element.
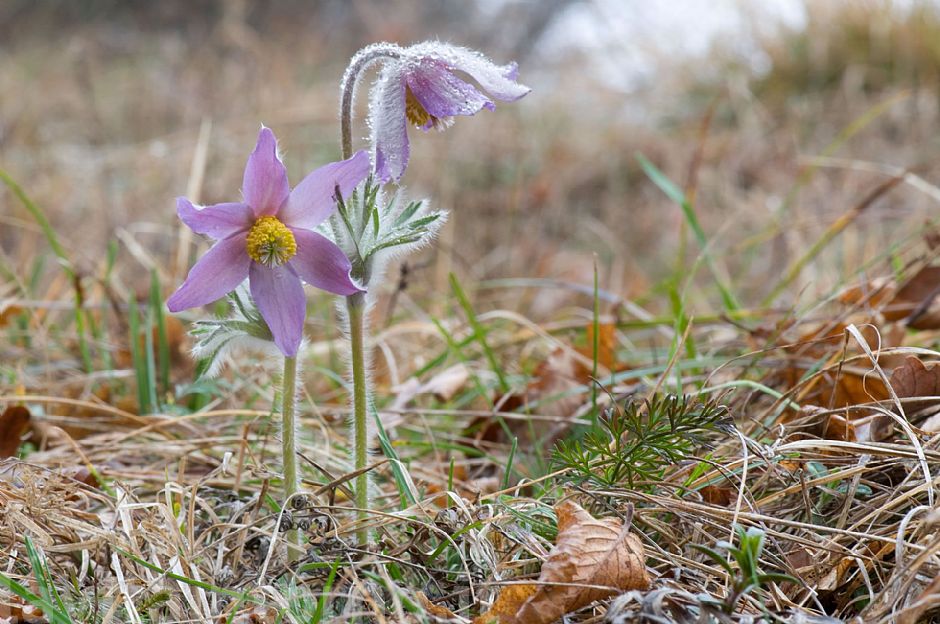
[167,234,250,312]
[249,263,306,357]
[427,44,531,102]
[289,229,364,296]
[243,126,290,217]
[177,197,254,240]
[278,151,371,230]
[370,66,410,183]
[407,60,494,119]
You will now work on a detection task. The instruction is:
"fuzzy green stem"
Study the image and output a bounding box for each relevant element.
[346,292,371,545]
[337,44,403,547]
[281,355,303,561]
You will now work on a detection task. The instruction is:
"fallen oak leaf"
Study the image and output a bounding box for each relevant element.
[514,501,650,623]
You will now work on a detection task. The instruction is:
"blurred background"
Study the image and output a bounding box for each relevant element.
[2,0,940,319]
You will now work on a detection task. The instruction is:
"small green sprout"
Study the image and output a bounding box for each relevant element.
[693,525,798,614]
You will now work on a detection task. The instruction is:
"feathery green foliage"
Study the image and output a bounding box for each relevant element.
[553,393,729,489]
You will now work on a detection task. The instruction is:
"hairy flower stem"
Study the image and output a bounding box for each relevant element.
[337,44,400,547]
[345,292,370,544]
[340,43,402,159]
[281,355,303,561]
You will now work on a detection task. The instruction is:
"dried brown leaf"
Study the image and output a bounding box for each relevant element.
[839,266,940,328]
[470,323,625,447]
[472,346,588,447]
[776,323,895,410]
[700,484,734,506]
[577,323,619,371]
[473,584,537,624]
[0,405,30,459]
[417,591,459,621]
[889,356,940,399]
[514,501,650,623]
[891,266,940,328]
[58,465,100,489]
[925,224,940,251]
[0,304,24,328]
[823,413,893,442]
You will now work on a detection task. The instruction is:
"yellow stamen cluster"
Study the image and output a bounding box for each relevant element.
[405,87,431,127]
[405,87,452,131]
[246,216,297,266]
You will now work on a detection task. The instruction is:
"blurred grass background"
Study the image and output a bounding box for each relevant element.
[2,0,940,317]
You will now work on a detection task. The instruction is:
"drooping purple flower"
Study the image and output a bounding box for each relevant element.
[168,127,367,357]
[370,42,530,182]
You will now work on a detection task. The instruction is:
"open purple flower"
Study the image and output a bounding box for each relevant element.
[168,127,367,357]
[370,42,530,182]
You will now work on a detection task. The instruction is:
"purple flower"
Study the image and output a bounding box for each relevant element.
[370,43,530,182]
[168,127,367,357]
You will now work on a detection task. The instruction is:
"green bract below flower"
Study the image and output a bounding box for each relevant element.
[167,127,367,356]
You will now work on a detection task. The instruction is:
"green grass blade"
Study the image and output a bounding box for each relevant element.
[430,317,493,409]
[502,436,517,490]
[114,547,257,601]
[128,295,153,414]
[372,405,418,507]
[312,558,342,623]
[73,307,94,374]
[144,306,159,411]
[150,269,170,398]
[667,278,697,362]
[0,573,60,620]
[23,537,53,608]
[24,536,72,624]
[636,153,739,312]
[0,169,96,373]
[591,256,600,424]
[449,272,510,393]
[0,169,73,276]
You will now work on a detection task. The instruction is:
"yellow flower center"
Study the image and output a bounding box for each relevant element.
[405,87,431,127]
[245,216,297,266]
[405,87,452,131]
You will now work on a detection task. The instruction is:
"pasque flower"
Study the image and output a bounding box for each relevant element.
[369,42,530,182]
[168,127,367,357]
